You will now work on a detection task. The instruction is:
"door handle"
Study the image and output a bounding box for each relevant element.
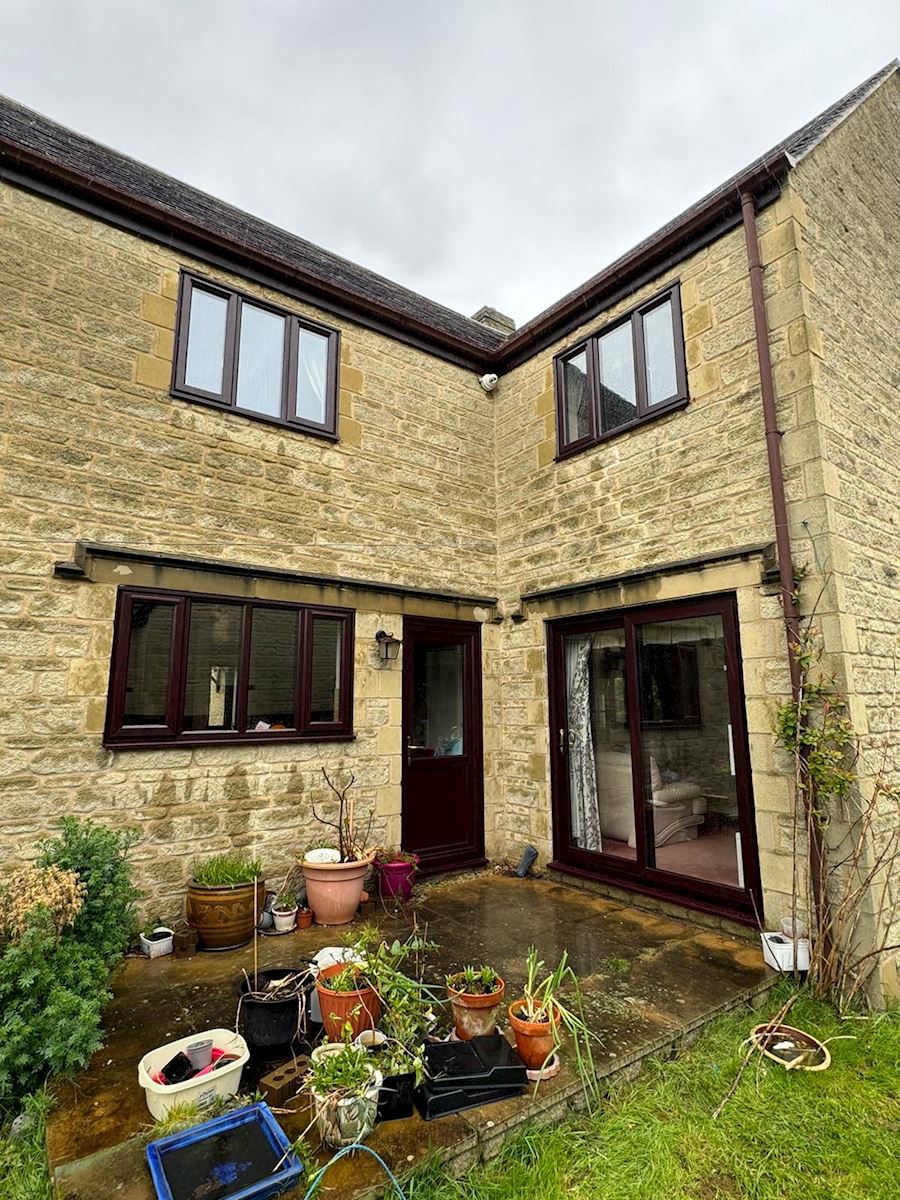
[558,728,566,755]
[406,739,426,764]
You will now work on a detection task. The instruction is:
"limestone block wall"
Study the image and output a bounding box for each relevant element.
[0,180,500,915]
[791,73,900,994]
[491,209,832,923]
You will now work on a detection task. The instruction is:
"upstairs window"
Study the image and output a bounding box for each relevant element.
[554,284,687,457]
[172,272,340,438]
[105,589,354,748]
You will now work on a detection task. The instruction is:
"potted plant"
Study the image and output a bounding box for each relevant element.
[238,963,318,1060]
[301,769,375,926]
[185,853,265,951]
[446,964,505,1040]
[139,922,174,959]
[297,905,314,929]
[375,848,420,903]
[315,961,382,1042]
[307,1041,382,1148]
[271,888,299,933]
[508,946,600,1103]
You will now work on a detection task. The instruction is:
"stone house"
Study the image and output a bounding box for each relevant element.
[1,64,898,995]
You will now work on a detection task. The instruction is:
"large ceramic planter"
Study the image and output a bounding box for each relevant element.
[313,1068,382,1148]
[508,1000,559,1070]
[377,856,419,902]
[301,854,373,926]
[185,878,266,951]
[315,962,382,1041]
[447,976,506,1040]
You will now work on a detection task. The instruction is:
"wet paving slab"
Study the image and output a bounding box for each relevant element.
[50,874,774,1199]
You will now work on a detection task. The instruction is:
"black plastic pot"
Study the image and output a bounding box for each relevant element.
[377,1071,416,1122]
[237,965,316,1060]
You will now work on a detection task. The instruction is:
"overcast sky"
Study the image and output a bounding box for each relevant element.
[2,2,898,325]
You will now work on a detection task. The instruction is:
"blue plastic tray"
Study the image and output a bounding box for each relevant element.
[146,1102,303,1200]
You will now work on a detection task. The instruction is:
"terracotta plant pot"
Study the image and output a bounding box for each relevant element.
[315,961,382,1041]
[377,856,419,902]
[447,976,506,1041]
[508,1000,559,1070]
[297,908,314,929]
[185,878,266,951]
[301,854,373,926]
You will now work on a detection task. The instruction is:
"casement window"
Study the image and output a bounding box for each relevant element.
[554,284,688,457]
[172,272,340,438]
[105,589,354,748]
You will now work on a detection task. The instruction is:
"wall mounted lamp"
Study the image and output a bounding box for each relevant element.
[374,629,402,662]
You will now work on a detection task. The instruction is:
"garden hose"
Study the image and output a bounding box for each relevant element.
[301,1142,406,1199]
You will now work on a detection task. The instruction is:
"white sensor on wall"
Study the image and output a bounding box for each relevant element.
[479,373,499,393]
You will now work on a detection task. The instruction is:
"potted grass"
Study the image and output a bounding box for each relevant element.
[185,853,265,951]
[271,888,299,933]
[301,769,375,926]
[446,964,505,1040]
[375,848,420,903]
[508,946,601,1103]
[307,1040,382,1148]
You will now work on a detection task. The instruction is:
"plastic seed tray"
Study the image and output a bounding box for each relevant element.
[146,1102,303,1200]
[424,1034,527,1090]
[415,1081,524,1120]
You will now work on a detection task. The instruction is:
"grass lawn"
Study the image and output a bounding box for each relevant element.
[0,1092,51,1200]
[406,985,900,1200]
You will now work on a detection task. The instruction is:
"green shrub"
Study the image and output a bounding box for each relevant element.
[38,818,141,964]
[0,914,109,1108]
[193,853,263,887]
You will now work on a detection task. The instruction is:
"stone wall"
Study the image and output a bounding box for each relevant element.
[791,72,900,997]
[0,180,499,915]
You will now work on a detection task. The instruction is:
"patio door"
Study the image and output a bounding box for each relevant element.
[401,616,485,874]
[547,594,761,919]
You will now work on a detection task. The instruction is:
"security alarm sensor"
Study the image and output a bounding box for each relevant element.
[479,373,499,393]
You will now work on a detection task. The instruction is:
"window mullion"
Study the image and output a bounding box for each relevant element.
[632,312,649,417]
[587,337,601,439]
[236,604,253,734]
[170,597,189,737]
[297,609,314,733]
[224,296,241,408]
[284,318,299,425]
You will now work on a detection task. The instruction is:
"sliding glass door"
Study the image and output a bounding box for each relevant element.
[548,595,760,919]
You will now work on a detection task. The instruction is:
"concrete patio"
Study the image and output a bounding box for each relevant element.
[49,874,774,1199]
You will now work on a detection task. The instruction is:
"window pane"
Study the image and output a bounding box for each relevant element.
[636,615,741,889]
[598,323,637,432]
[643,299,678,405]
[184,288,227,393]
[296,328,329,425]
[411,643,464,757]
[562,350,591,444]
[309,617,343,722]
[235,304,284,417]
[248,608,298,730]
[184,603,242,732]
[123,601,174,725]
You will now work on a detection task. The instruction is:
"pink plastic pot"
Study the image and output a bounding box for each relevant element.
[377,856,419,902]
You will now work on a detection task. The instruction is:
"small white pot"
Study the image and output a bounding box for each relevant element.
[140,926,174,959]
[313,1069,382,1148]
[272,907,298,933]
[761,931,810,972]
[354,1029,388,1052]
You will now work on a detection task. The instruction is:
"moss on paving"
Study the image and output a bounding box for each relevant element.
[405,985,900,1200]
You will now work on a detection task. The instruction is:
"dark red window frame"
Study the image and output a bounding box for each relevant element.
[104,587,354,749]
[553,283,688,458]
[172,271,340,439]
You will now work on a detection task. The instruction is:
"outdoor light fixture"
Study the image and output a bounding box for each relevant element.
[375,630,401,662]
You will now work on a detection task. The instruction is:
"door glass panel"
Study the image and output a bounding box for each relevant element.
[562,350,591,445]
[309,617,343,722]
[185,288,227,393]
[564,629,634,861]
[635,615,741,888]
[411,643,463,758]
[643,299,678,406]
[235,303,284,417]
[247,608,297,730]
[184,603,242,732]
[123,601,174,725]
[296,328,329,425]
[598,322,637,432]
